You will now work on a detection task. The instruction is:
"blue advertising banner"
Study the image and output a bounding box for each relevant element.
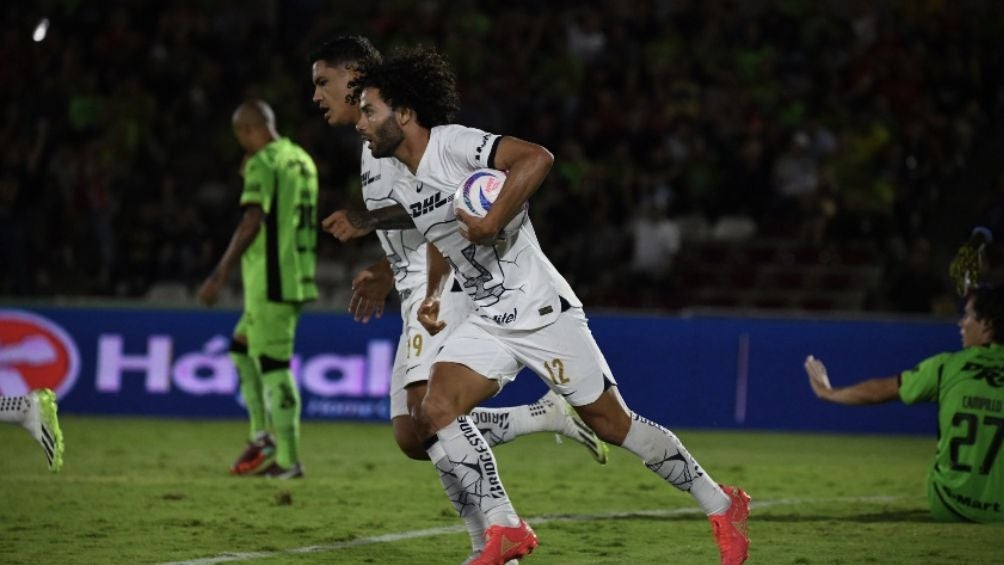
[0,306,956,434]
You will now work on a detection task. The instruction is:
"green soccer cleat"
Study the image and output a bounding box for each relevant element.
[541,390,610,464]
[24,389,64,473]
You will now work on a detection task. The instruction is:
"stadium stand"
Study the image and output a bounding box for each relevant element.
[1,1,1001,315]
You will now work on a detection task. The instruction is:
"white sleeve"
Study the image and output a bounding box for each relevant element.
[440,125,503,171]
[361,143,412,209]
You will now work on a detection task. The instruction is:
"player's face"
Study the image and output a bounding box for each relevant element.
[312,61,358,126]
[357,87,404,158]
[231,120,254,154]
[959,297,993,348]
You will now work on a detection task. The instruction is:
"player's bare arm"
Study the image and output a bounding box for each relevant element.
[803,355,901,405]
[417,244,450,336]
[456,136,553,245]
[198,205,264,306]
[321,204,414,242]
[348,257,394,323]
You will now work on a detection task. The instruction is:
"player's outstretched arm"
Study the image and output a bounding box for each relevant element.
[321,205,414,242]
[803,355,900,405]
[458,136,553,245]
[349,257,394,323]
[198,205,264,306]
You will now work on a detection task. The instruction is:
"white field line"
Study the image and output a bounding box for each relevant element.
[158,495,909,565]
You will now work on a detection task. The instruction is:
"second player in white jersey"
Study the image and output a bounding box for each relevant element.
[360,143,471,419]
[360,143,427,296]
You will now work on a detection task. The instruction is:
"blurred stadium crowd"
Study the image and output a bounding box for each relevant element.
[2,0,1003,313]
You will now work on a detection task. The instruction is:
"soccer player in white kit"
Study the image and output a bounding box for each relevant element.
[341,46,752,565]
[309,36,608,563]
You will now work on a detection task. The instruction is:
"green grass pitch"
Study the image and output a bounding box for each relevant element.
[2,417,1002,564]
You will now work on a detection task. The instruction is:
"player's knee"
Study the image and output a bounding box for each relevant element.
[258,355,290,374]
[417,394,458,435]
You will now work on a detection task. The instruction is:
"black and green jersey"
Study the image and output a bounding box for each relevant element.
[900,343,1004,522]
[240,137,318,304]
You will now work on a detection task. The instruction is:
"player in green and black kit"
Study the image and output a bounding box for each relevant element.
[804,284,1004,522]
[198,100,318,479]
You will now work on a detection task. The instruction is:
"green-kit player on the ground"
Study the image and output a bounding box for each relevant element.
[198,99,318,479]
[805,284,1004,522]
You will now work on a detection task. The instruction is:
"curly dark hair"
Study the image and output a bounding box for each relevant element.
[308,35,381,69]
[972,285,1004,343]
[349,45,460,129]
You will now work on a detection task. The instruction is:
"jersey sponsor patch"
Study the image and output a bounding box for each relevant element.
[962,361,1004,387]
[408,192,452,218]
[361,170,381,187]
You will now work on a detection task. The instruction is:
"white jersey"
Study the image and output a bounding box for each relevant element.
[402,124,580,331]
[360,143,428,299]
[361,146,474,419]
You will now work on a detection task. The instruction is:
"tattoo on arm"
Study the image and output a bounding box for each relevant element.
[348,205,414,230]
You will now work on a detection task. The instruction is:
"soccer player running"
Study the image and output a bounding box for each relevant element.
[0,389,63,472]
[805,284,1004,523]
[311,36,609,563]
[198,100,318,479]
[337,46,751,565]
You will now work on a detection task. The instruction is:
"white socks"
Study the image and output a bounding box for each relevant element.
[432,442,489,551]
[426,416,520,529]
[0,395,29,424]
[621,412,730,515]
[469,394,563,446]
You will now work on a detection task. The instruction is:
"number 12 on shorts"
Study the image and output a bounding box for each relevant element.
[545,358,569,385]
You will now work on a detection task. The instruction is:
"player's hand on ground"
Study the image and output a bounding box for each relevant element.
[197,273,223,307]
[417,296,447,335]
[321,209,374,242]
[804,355,834,399]
[949,240,984,296]
[455,209,501,245]
[348,267,393,323]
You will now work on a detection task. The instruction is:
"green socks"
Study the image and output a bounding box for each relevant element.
[262,369,301,468]
[230,352,267,441]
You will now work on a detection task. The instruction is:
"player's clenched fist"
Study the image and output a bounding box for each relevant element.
[322,209,374,241]
[417,296,447,336]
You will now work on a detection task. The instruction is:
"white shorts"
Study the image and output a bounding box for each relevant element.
[436,305,618,407]
[389,281,472,419]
